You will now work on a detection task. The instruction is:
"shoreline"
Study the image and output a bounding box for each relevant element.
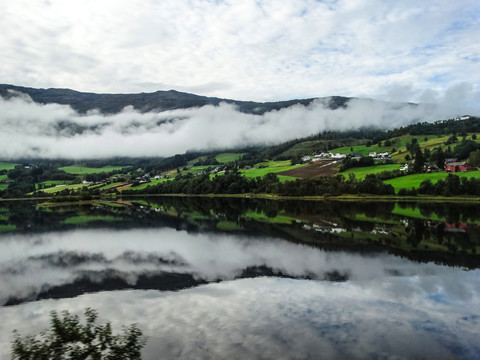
[3,193,480,203]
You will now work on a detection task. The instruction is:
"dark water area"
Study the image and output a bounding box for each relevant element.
[0,197,479,359]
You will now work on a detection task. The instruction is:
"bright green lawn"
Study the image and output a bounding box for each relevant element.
[332,145,395,157]
[0,184,10,190]
[37,183,90,194]
[342,164,402,180]
[0,162,19,171]
[384,170,480,192]
[239,166,300,180]
[0,224,15,232]
[130,178,170,190]
[216,153,245,163]
[62,215,119,224]
[95,182,124,191]
[216,221,244,231]
[391,204,444,221]
[36,180,74,189]
[59,165,128,174]
[243,210,295,224]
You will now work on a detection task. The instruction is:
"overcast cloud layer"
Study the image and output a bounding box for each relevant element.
[1,0,479,104]
[0,91,470,159]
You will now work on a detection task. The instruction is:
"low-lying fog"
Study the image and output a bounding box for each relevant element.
[0,90,472,159]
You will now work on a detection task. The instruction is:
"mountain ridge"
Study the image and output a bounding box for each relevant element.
[0,83,352,115]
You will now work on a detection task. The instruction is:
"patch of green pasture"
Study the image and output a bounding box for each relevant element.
[277,140,337,158]
[332,144,395,156]
[62,215,119,224]
[95,182,124,191]
[182,166,211,175]
[0,224,16,232]
[0,183,9,191]
[243,210,295,224]
[0,215,8,221]
[391,204,444,221]
[0,162,19,171]
[36,180,74,189]
[130,178,170,190]
[384,170,480,192]
[277,175,298,182]
[216,221,244,230]
[0,175,7,181]
[341,164,402,180]
[255,160,292,168]
[36,183,90,194]
[240,164,303,179]
[346,213,398,225]
[216,153,245,163]
[59,165,127,174]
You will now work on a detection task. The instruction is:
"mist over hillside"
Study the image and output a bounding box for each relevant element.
[0,84,471,160]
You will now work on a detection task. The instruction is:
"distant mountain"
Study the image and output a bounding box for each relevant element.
[0,84,352,115]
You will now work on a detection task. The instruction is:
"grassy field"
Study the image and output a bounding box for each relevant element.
[243,210,295,224]
[240,165,301,180]
[95,182,125,191]
[216,153,245,163]
[0,224,16,232]
[37,183,91,194]
[341,164,402,180]
[391,204,444,221]
[59,165,128,174]
[0,162,19,171]
[216,221,244,230]
[384,170,480,192]
[129,178,170,190]
[36,180,74,189]
[62,215,119,224]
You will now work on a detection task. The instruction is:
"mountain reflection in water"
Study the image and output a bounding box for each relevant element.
[0,198,479,359]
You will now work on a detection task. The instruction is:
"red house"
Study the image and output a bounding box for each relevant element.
[444,161,471,173]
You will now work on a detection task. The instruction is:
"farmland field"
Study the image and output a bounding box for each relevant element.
[36,183,91,194]
[59,165,128,174]
[62,215,119,224]
[130,178,170,190]
[216,153,245,163]
[240,163,302,179]
[0,162,19,171]
[277,160,339,178]
[35,180,74,189]
[342,164,402,180]
[384,170,480,192]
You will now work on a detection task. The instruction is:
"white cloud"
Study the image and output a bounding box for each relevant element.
[0,92,469,159]
[0,0,478,102]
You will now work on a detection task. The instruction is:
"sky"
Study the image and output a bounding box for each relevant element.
[1,0,480,159]
[1,0,479,104]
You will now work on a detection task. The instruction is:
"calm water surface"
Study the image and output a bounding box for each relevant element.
[0,198,479,359]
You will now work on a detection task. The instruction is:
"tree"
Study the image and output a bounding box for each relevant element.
[413,148,425,173]
[468,149,480,167]
[11,308,146,360]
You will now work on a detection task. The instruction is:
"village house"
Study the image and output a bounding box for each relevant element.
[444,161,471,173]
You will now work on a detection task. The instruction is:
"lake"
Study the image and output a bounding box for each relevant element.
[0,197,479,359]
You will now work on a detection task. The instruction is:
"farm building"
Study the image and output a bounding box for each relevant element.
[444,162,471,173]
